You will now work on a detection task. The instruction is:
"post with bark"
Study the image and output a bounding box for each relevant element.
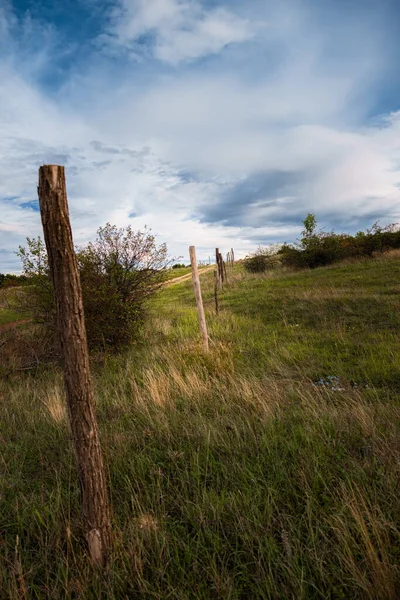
[38,165,112,568]
[215,248,222,289]
[189,246,209,351]
[214,269,219,315]
[219,252,225,285]
[216,250,224,287]
[223,258,228,283]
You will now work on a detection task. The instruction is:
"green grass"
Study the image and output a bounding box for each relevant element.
[0,307,21,325]
[163,266,192,280]
[0,286,25,325]
[0,254,399,598]
[163,265,211,281]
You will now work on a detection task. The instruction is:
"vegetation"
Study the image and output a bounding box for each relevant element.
[15,224,171,351]
[0,252,399,598]
[163,265,192,281]
[0,273,27,288]
[244,245,281,273]
[279,214,400,269]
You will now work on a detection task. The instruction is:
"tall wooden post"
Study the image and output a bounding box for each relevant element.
[38,165,111,567]
[189,246,209,351]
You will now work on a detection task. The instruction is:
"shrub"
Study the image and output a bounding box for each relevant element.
[172,263,186,269]
[16,224,171,352]
[279,215,400,269]
[0,273,28,288]
[244,246,280,273]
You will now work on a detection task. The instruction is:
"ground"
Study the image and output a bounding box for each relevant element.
[0,254,399,598]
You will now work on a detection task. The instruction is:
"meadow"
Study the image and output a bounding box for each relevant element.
[0,253,399,598]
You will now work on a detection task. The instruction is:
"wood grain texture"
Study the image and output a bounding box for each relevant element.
[38,165,112,567]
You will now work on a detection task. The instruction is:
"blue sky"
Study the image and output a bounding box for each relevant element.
[1,0,400,272]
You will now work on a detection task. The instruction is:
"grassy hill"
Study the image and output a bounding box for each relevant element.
[1,254,399,598]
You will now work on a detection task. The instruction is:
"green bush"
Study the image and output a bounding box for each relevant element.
[16,224,171,351]
[244,246,280,273]
[279,215,400,269]
[0,273,27,288]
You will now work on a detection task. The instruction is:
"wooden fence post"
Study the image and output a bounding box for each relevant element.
[38,165,112,568]
[214,270,219,315]
[189,246,209,351]
[217,251,225,286]
[215,248,222,289]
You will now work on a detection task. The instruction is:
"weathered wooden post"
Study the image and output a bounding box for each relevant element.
[215,248,222,289]
[38,165,112,568]
[223,258,228,283]
[214,270,219,315]
[189,246,209,351]
[216,250,224,287]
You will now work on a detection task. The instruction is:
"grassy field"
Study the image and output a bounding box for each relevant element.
[0,254,399,598]
[0,307,21,325]
[0,287,23,325]
[164,264,210,282]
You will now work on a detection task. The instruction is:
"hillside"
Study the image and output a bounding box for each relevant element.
[1,254,399,598]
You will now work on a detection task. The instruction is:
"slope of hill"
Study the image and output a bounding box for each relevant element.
[1,254,399,598]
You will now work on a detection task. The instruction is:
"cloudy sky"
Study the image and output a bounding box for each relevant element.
[1,0,400,272]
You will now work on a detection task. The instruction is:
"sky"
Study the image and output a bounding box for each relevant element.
[1,0,400,272]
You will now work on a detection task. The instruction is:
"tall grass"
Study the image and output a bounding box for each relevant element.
[0,253,399,598]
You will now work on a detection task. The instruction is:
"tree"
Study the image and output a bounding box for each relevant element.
[302,213,317,241]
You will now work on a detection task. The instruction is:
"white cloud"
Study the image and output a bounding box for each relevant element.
[101,0,255,63]
[1,0,400,273]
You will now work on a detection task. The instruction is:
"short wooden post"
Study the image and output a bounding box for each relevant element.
[217,250,224,286]
[221,253,225,284]
[216,248,222,289]
[189,246,209,351]
[214,270,219,315]
[38,165,112,568]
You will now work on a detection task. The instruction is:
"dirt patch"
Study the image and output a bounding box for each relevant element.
[163,266,214,287]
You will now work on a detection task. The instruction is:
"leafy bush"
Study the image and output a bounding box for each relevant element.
[244,246,281,273]
[172,263,187,269]
[16,224,171,351]
[279,215,400,269]
[0,273,28,288]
